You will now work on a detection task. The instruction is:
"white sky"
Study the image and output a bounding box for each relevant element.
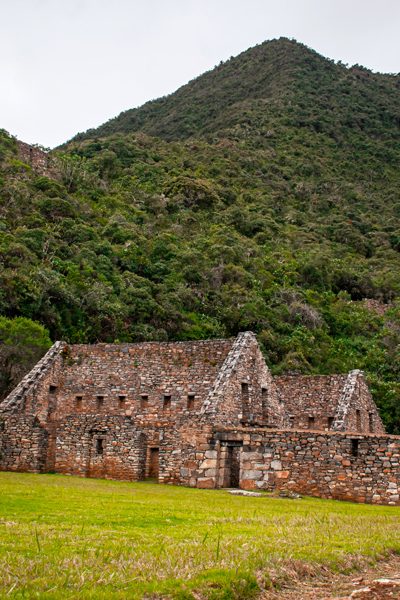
[1,0,399,148]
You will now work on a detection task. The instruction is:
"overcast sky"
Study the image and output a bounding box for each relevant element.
[1,0,399,148]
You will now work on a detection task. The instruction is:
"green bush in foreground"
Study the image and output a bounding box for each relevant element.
[0,473,399,598]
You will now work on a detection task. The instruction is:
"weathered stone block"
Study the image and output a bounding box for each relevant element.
[241,469,262,480]
[197,478,214,489]
[240,479,257,490]
[205,450,217,459]
[200,459,217,469]
[270,460,282,471]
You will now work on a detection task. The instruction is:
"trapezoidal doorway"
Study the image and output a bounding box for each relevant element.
[148,447,159,480]
[228,446,241,487]
[220,441,242,488]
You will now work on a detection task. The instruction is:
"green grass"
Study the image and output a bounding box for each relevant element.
[0,473,399,598]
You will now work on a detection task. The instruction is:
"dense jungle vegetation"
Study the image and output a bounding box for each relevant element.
[1,38,400,431]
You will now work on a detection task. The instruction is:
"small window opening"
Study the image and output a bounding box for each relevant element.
[369,412,374,433]
[187,393,195,409]
[356,409,361,432]
[308,416,315,429]
[49,385,57,394]
[261,387,268,422]
[163,395,171,409]
[76,395,83,409]
[140,394,148,409]
[96,438,104,455]
[328,416,334,429]
[289,416,295,427]
[241,382,250,421]
[351,439,359,457]
[118,395,126,407]
[96,395,104,409]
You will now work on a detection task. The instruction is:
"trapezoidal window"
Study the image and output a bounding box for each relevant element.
[96,395,104,409]
[76,395,83,409]
[261,387,268,422]
[308,416,315,429]
[187,394,195,410]
[140,394,148,409]
[49,385,57,394]
[328,416,334,429]
[351,439,359,457]
[241,382,250,420]
[369,412,374,433]
[118,395,126,408]
[163,395,171,409]
[356,409,361,432]
[96,438,104,456]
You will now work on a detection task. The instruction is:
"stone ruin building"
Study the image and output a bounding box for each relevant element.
[0,332,399,505]
[16,140,53,175]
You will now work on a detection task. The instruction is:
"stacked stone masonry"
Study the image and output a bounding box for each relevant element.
[0,332,398,505]
[16,140,53,175]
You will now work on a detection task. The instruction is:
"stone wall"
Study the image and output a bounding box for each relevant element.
[202,332,286,428]
[0,415,48,473]
[16,140,53,175]
[161,420,214,486]
[52,415,212,485]
[193,428,400,505]
[1,342,66,421]
[0,335,284,481]
[54,415,145,480]
[332,371,384,434]
[50,340,233,421]
[274,371,384,434]
[275,374,346,430]
[0,333,395,506]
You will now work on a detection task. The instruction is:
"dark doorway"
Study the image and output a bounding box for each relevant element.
[227,445,241,488]
[148,447,159,479]
[96,438,104,455]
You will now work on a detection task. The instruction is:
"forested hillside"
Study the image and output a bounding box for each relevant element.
[1,38,400,431]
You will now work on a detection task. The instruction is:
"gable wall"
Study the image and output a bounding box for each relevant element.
[336,373,385,434]
[1,342,66,422]
[274,374,346,431]
[203,332,287,427]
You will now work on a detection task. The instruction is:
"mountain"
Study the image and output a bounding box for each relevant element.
[1,38,400,431]
[72,37,400,143]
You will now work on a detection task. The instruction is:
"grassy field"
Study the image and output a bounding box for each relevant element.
[0,473,399,599]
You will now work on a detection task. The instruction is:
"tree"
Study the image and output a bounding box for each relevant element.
[0,317,52,401]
